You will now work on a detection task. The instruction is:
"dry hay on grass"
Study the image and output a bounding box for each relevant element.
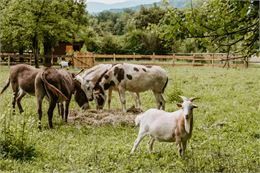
[69,108,142,126]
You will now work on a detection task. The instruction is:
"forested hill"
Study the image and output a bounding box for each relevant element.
[87,0,190,13]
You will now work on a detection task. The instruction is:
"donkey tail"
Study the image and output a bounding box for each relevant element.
[162,77,168,93]
[0,77,10,95]
[41,71,68,102]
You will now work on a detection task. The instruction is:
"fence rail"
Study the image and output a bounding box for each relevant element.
[0,52,249,68]
[73,53,247,68]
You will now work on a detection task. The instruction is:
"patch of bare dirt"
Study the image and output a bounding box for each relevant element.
[69,108,142,126]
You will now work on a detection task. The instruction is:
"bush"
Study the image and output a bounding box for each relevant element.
[0,135,36,161]
[0,110,37,161]
[166,81,183,103]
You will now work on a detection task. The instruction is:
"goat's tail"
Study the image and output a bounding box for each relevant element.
[134,114,143,126]
[41,71,68,102]
[0,77,10,95]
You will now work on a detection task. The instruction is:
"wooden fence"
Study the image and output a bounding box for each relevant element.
[72,52,247,69]
[0,53,73,66]
[0,52,248,68]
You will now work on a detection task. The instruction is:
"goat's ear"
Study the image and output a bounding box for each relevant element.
[177,103,182,108]
[193,104,198,108]
[179,95,188,101]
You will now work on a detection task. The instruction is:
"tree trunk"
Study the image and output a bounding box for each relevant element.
[33,35,39,68]
[19,47,24,63]
[43,37,53,67]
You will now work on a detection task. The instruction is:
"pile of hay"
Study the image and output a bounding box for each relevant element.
[69,108,142,126]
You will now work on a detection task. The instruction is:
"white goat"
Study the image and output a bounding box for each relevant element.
[130,96,198,156]
[60,60,69,68]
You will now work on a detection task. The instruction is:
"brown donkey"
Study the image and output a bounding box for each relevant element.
[0,64,89,128]
[35,67,89,128]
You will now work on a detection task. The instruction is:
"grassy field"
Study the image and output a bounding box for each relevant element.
[0,65,259,172]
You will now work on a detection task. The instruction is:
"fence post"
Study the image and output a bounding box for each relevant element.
[8,56,10,67]
[245,56,248,68]
[29,53,32,65]
[172,54,175,66]
[192,54,195,66]
[113,53,116,62]
[93,53,96,65]
[152,52,155,62]
[212,54,214,67]
[133,52,135,61]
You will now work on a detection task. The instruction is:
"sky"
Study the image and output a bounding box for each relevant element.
[88,0,127,4]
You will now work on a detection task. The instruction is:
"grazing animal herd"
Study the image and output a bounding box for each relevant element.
[0,63,198,156]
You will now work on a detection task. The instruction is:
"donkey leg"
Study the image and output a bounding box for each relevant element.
[64,100,70,123]
[159,94,166,110]
[47,98,57,129]
[11,82,19,113]
[153,92,165,110]
[107,88,112,110]
[131,92,141,109]
[57,103,64,120]
[16,90,26,113]
[118,88,126,112]
[12,91,18,113]
[36,94,44,129]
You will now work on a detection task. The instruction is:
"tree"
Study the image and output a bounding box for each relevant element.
[0,0,88,67]
[132,4,166,29]
[159,0,259,67]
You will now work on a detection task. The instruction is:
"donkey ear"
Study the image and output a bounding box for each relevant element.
[177,103,182,108]
[74,75,83,84]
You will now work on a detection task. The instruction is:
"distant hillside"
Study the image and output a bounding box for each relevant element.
[87,0,190,14]
[109,0,190,13]
[87,0,160,14]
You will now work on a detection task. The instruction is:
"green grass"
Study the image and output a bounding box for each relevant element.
[0,65,259,172]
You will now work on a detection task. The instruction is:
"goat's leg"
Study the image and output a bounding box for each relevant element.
[118,87,126,112]
[147,136,155,153]
[47,98,57,128]
[130,131,147,154]
[16,90,26,113]
[176,137,183,156]
[182,140,187,156]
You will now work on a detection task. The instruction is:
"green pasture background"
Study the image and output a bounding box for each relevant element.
[0,65,259,172]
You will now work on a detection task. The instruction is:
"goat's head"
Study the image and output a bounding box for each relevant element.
[177,96,198,119]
